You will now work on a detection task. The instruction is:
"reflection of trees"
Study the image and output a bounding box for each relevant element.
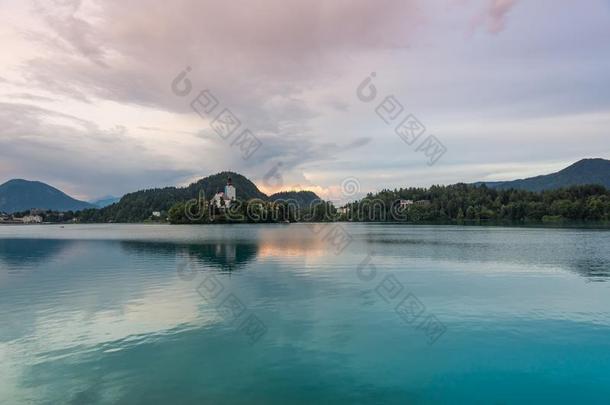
[0,239,74,269]
[569,256,610,282]
[362,231,610,283]
[120,241,259,271]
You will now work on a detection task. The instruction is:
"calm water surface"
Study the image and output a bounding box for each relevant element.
[1,224,610,404]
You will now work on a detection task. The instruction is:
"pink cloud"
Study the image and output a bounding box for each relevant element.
[21,0,425,120]
[472,0,519,34]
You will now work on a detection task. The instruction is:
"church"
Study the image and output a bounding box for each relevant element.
[212,177,236,208]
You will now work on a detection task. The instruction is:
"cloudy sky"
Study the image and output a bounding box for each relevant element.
[1,0,609,202]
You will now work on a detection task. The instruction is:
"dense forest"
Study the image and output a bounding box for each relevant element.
[167,198,336,224]
[269,190,320,207]
[166,183,610,225]
[344,184,610,224]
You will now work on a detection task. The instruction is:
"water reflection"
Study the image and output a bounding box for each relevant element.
[1,225,610,403]
[572,257,610,282]
[0,238,73,269]
[120,241,259,271]
[362,226,610,282]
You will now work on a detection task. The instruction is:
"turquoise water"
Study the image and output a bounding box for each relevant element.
[1,224,610,404]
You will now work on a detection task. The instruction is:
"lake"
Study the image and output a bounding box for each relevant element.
[1,223,610,404]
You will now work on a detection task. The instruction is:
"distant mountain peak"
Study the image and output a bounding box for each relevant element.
[573,157,607,162]
[5,178,44,185]
[0,179,94,213]
[564,158,609,169]
[90,195,121,208]
[478,158,610,192]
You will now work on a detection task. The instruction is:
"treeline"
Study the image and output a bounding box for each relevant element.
[345,184,610,223]
[167,198,336,224]
[77,183,610,225]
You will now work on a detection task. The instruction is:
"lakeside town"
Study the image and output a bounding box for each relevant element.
[0,209,76,225]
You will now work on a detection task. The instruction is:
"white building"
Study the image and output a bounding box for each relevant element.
[152,211,161,218]
[399,199,414,209]
[212,177,237,208]
[224,177,236,201]
[22,215,43,224]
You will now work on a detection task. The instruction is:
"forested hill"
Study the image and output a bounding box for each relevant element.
[478,158,610,191]
[347,183,610,223]
[269,190,320,207]
[78,172,320,223]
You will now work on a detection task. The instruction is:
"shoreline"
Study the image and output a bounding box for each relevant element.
[4,220,609,230]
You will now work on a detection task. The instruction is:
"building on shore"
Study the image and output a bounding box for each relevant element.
[20,215,43,224]
[399,199,414,209]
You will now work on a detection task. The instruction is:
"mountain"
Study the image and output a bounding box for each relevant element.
[269,190,321,207]
[0,179,94,213]
[478,158,610,192]
[90,196,121,208]
[80,171,308,223]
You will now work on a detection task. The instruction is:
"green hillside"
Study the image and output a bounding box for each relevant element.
[78,172,316,223]
[269,190,321,208]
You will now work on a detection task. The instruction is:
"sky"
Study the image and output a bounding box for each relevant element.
[0,0,609,202]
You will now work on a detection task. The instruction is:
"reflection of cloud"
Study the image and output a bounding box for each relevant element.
[0,278,217,403]
[258,237,328,258]
[43,280,211,348]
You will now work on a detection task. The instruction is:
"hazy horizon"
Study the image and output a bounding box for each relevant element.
[1,157,609,204]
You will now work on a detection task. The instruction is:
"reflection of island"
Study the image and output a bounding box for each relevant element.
[120,241,259,271]
[119,227,330,272]
[184,243,258,271]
